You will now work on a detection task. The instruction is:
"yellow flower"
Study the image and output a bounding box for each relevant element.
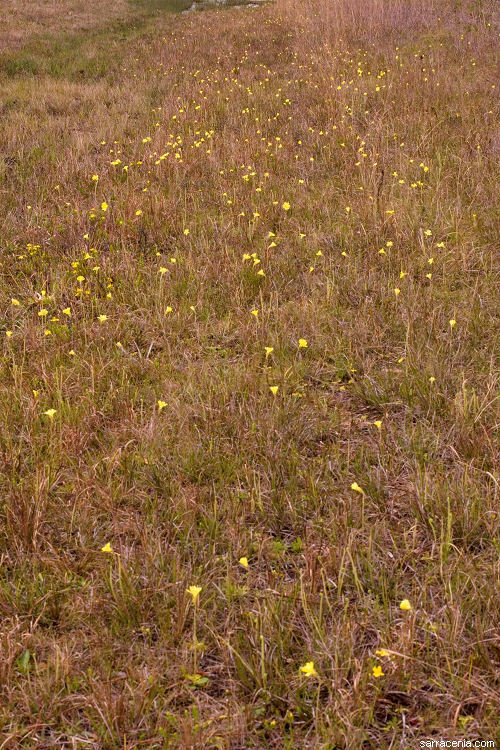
[101,201,108,212]
[101,542,113,553]
[299,661,318,678]
[11,298,20,306]
[38,309,48,317]
[372,665,384,678]
[351,482,364,495]
[251,309,259,318]
[449,319,456,328]
[269,385,279,395]
[98,314,108,322]
[6,331,13,338]
[43,409,57,419]
[183,228,190,235]
[257,269,265,276]
[187,585,202,604]
[374,420,382,431]
[394,288,401,296]
[62,308,71,317]
[399,599,412,611]
[158,400,167,411]
[264,346,274,358]
[135,209,143,216]
[375,649,391,657]
[91,174,99,182]
[298,338,308,349]
[239,556,249,569]
[282,201,291,211]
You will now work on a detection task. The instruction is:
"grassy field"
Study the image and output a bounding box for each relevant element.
[0,0,499,745]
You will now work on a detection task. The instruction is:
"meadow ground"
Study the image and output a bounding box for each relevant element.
[0,0,499,746]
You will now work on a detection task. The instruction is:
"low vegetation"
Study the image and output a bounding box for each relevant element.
[0,0,498,745]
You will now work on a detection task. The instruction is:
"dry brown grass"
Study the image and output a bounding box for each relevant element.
[0,0,134,51]
[0,0,499,746]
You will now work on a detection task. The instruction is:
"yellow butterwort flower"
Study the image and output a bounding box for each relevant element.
[187,585,202,604]
[239,556,249,569]
[264,346,274,357]
[375,649,391,657]
[11,298,20,306]
[269,385,279,395]
[399,599,412,611]
[157,400,167,411]
[101,201,108,212]
[351,482,364,494]
[299,661,317,678]
[43,409,57,419]
[98,314,108,322]
[101,542,113,553]
[298,338,308,349]
[374,420,382,431]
